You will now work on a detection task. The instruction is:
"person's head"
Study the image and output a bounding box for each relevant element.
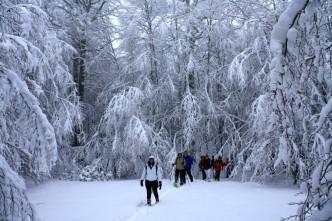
[177,152,182,157]
[205,154,209,159]
[183,151,188,156]
[201,155,204,160]
[218,156,222,161]
[148,156,155,164]
[212,155,215,159]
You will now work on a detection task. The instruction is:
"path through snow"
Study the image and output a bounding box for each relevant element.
[27,180,301,221]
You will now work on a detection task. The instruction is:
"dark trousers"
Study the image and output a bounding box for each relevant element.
[215,170,221,181]
[145,180,159,202]
[185,168,193,182]
[175,169,186,185]
[201,169,206,180]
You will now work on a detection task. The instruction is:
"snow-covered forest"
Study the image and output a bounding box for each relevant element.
[0,0,331,220]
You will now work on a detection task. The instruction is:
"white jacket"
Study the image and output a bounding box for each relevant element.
[141,163,162,181]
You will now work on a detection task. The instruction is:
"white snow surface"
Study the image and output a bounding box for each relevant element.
[27,180,301,221]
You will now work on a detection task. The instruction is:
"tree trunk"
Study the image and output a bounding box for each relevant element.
[73,38,87,101]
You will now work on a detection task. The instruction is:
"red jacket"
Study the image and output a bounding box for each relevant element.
[199,159,205,169]
[214,161,222,171]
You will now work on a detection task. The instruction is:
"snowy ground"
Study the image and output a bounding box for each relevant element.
[27,179,301,221]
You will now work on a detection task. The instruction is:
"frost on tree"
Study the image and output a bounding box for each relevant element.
[258,0,331,219]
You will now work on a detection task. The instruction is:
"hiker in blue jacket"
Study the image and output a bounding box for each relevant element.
[184,151,194,182]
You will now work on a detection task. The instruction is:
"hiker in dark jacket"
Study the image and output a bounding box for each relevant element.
[199,156,207,180]
[172,152,186,186]
[183,151,194,182]
[140,156,162,205]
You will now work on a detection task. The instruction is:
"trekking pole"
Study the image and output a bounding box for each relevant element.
[169,164,175,184]
[186,174,191,185]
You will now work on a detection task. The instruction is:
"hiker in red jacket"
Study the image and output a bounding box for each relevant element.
[213,156,223,181]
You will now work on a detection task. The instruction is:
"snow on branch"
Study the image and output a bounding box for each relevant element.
[181,92,201,150]
[0,65,57,177]
[317,97,332,128]
[103,86,144,127]
[270,0,308,92]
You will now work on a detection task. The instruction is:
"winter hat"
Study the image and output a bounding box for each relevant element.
[148,155,155,160]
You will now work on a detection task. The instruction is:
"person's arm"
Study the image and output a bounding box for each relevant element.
[157,165,162,181]
[173,158,177,166]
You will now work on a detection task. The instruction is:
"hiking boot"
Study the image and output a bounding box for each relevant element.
[147,199,151,205]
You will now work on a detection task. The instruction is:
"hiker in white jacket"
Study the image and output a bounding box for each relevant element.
[140,156,162,205]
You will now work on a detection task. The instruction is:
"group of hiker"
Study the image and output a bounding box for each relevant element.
[172,151,233,186]
[140,152,233,205]
[198,155,232,181]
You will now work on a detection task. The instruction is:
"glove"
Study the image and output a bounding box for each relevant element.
[158,181,162,190]
[140,180,144,187]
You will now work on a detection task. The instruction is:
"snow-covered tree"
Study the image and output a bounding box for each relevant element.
[44,0,121,137]
[0,1,83,219]
[79,86,171,179]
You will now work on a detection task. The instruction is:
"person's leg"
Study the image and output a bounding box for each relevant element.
[180,170,186,185]
[216,170,220,181]
[145,181,152,204]
[202,169,206,180]
[186,168,193,182]
[175,169,179,183]
[152,180,159,202]
[205,169,211,180]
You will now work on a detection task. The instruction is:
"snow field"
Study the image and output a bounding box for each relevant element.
[27,180,302,221]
